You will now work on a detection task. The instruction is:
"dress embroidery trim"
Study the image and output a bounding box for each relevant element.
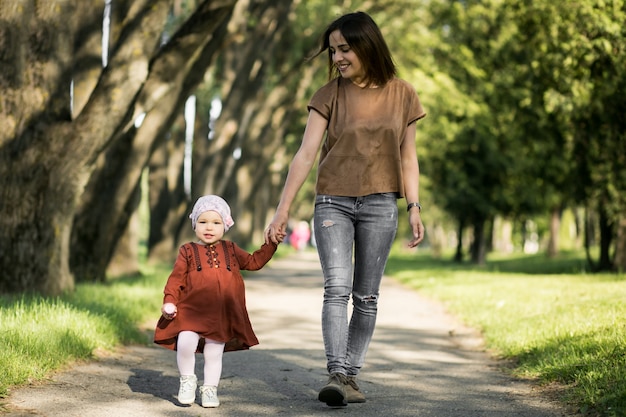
[206,244,220,269]
[189,241,232,271]
[190,243,202,271]
[221,240,232,271]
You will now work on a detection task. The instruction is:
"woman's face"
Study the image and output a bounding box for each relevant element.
[329,29,366,85]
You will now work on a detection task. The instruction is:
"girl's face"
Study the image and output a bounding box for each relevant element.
[329,29,366,86]
[195,210,225,245]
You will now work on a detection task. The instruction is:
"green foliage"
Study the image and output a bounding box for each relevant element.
[420,0,626,264]
[386,248,626,416]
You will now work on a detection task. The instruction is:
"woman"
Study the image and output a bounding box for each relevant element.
[265,11,426,407]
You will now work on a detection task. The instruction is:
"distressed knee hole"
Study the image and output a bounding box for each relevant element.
[321,220,334,227]
[361,294,378,304]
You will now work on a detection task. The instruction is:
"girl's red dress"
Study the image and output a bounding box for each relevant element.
[154,240,277,353]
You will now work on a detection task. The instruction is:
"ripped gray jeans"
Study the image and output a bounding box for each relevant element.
[314,193,398,376]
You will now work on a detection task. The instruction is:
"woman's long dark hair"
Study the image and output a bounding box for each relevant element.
[312,11,397,87]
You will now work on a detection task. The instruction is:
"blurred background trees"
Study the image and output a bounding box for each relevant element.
[1,0,624,295]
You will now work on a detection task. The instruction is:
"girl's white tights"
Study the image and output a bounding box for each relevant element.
[177,330,225,386]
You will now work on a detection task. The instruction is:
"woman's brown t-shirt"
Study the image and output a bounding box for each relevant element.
[308,77,426,198]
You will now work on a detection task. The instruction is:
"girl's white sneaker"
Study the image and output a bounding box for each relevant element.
[200,385,220,408]
[177,375,197,405]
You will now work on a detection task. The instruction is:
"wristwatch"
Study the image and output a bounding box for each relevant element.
[407,202,421,212]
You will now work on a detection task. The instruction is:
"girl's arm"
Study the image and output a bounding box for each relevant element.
[233,241,278,271]
[163,246,189,304]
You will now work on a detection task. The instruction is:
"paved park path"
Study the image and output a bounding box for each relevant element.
[4,250,572,417]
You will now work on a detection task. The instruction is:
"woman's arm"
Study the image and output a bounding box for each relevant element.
[265,110,327,244]
[400,122,425,248]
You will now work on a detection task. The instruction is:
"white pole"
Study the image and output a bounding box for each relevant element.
[102,0,112,67]
[184,95,197,198]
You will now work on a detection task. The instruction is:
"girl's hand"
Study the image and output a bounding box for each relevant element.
[161,303,177,320]
[265,212,288,245]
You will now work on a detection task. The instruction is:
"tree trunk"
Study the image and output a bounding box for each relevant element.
[71,0,237,282]
[0,2,71,294]
[70,2,103,118]
[147,116,191,265]
[574,207,584,248]
[520,219,527,251]
[470,218,487,265]
[107,206,141,278]
[485,216,494,253]
[0,0,171,294]
[146,0,299,262]
[71,128,143,282]
[584,207,597,271]
[152,0,304,246]
[454,219,464,262]
[546,206,562,258]
[598,205,614,271]
[613,216,626,272]
[0,2,89,294]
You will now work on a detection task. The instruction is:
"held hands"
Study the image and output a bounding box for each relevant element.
[408,210,425,248]
[264,212,288,245]
[161,303,177,320]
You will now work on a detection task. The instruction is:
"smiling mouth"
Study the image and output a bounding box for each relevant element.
[337,63,349,71]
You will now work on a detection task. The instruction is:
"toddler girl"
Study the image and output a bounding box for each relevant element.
[154,195,280,407]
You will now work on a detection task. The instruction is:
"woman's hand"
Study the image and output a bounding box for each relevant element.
[161,303,177,320]
[407,210,425,248]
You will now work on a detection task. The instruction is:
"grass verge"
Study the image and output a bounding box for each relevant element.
[0,264,167,399]
[385,248,626,417]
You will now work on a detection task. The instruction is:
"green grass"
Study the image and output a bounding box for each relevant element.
[0,264,167,399]
[385,248,626,417]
